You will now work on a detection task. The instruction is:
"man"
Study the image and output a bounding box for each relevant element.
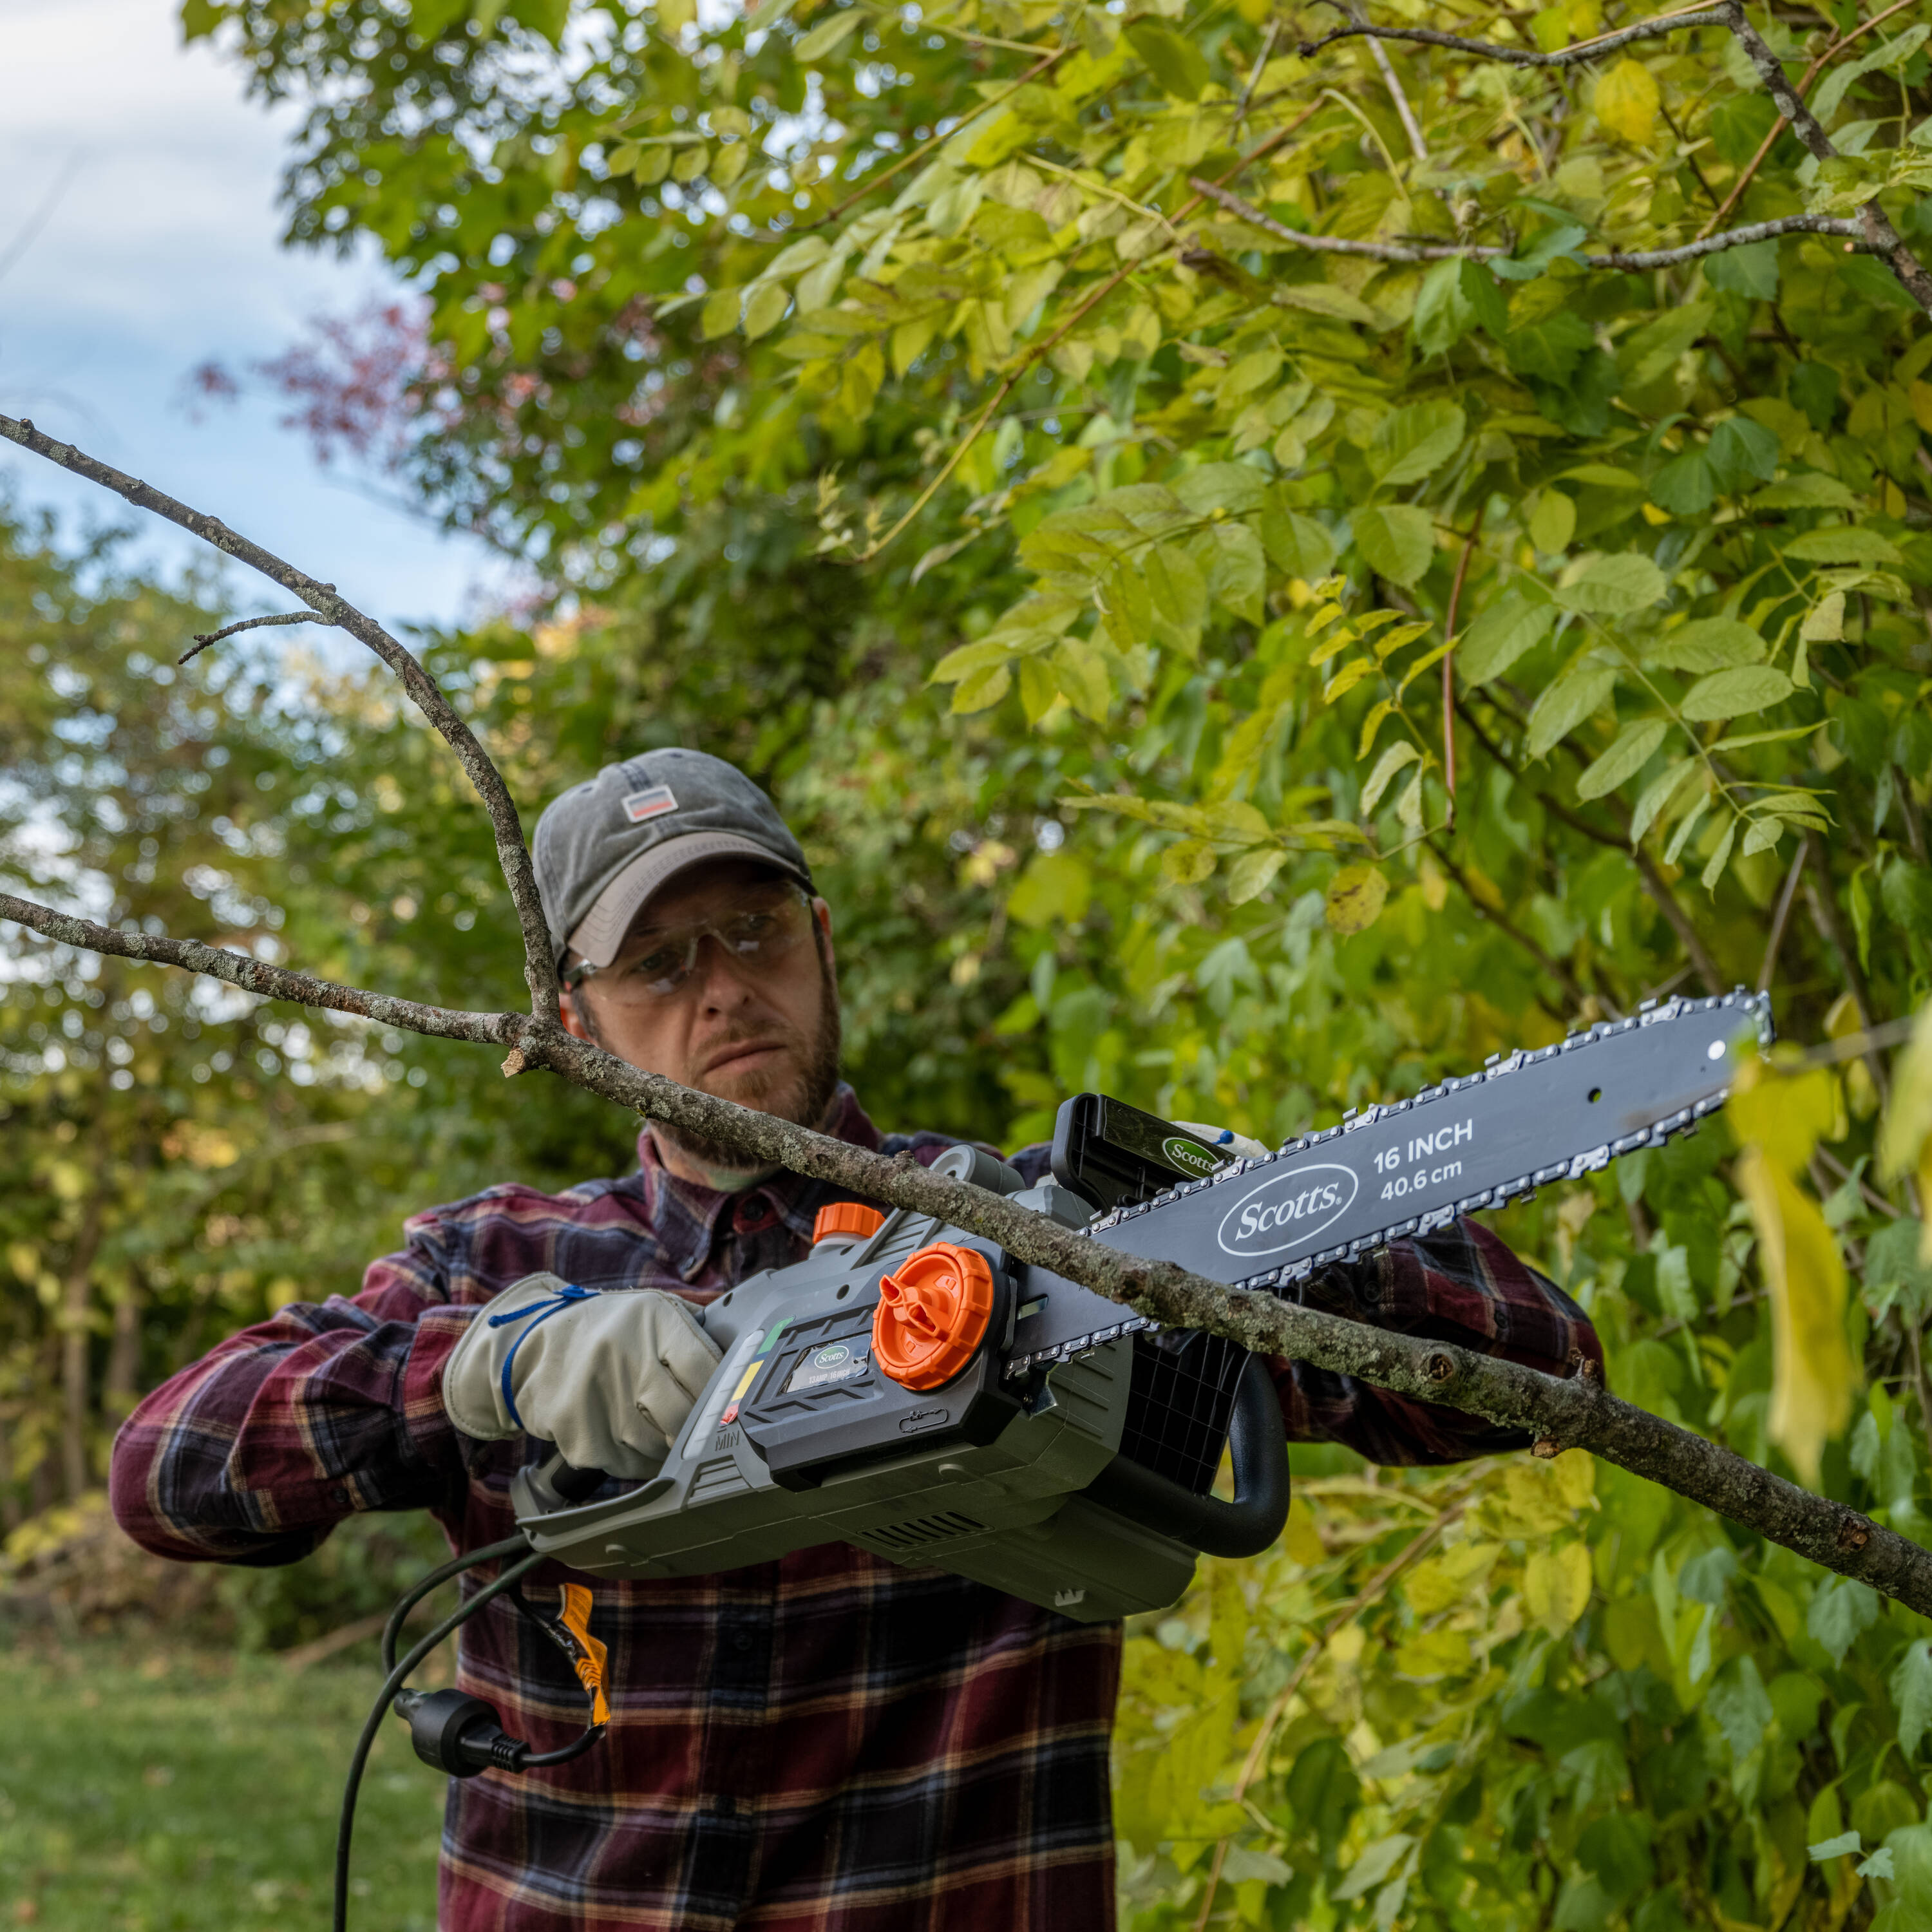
[112,747,1602,1931]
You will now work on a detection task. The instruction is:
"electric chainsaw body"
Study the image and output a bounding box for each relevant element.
[513,989,1770,1624]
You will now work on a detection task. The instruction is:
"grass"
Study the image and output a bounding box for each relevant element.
[0,1634,446,1931]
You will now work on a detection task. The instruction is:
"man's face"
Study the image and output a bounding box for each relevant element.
[559,858,842,1176]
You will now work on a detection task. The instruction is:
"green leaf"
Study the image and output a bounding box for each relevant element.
[1753,473,1861,510]
[1707,417,1781,492]
[1506,311,1595,383]
[1783,526,1904,565]
[1174,463,1268,516]
[1700,815,1737,890]
[1705,239,1780,299]
[1649,450,1716,515]
[1528,663,1618,758]
[1052,636,1113,721]
[1352,506,1435,586]
[1457,594,1557,685]
[1007,850,1093,927]
[1577,718,1668,799]
[699,286,743,339]
[1894,1642,1932,1757]
[1632,759,1700,843]
[1226,846,1287,905]
[1646,620,1767,672]
[1123,18,1211,99]
[1361,740,1421,816]
[1259,507,1336,582]
[793,7,865,62]
[949,663,1011,713]
[1553,553,1668,616]
[1680,665,1795,721]
[1144,543,1209,652]
[743,281,791,339]
[1367,403,1466,488]
[1412,257,1507,355]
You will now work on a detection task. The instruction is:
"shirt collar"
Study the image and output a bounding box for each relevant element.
[633,1084,883,1281]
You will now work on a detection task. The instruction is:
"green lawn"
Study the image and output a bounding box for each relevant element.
[0,1636,444,1931]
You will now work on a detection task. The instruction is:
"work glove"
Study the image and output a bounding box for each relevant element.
[1172,1120,1271,1162]
[441,1273,722,1479]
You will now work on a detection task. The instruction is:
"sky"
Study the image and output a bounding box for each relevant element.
[0,0,513,636]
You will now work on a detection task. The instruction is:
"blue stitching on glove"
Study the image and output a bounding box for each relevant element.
[488,1283,598,1433]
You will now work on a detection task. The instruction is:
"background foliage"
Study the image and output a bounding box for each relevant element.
[8,0,1932,1921]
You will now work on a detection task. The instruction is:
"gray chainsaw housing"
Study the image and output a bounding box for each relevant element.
[512,1161,1203,1624]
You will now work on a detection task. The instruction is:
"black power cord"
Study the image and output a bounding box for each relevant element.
[334,1543,545,1932]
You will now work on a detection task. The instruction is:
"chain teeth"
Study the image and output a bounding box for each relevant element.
[1017,987,1771,1369]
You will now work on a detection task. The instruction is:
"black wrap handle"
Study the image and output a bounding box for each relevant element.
[1081,1352,1291,1558]
[524,1449,610,1512]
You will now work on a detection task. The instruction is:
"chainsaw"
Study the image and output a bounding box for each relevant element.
[341,989,1771,1926]
[509,987,1773,1624]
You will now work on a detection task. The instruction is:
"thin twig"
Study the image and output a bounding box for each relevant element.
[1235,19,1280,127]
[1441,509,1484,833]
[0,412,563,1023]
[1757,841,1809,994]
[1189,178,1874,266]
[1801,831,1892,1105]
[1367,34,1430,164]
[1298,6,1729,68]
[180,611,321,666]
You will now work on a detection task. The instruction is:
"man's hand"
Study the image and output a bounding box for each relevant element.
[442,1273,723,1479]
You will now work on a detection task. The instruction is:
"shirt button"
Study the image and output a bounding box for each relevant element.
[733,1632,753,1653]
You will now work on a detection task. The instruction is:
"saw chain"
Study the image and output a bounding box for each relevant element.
[1003,987,1772,1380]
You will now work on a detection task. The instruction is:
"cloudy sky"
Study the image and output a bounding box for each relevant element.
[0,0,509,633]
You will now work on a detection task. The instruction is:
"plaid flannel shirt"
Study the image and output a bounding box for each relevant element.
[111,1086,1601,1931]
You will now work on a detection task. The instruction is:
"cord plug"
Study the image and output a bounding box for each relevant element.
[392,1688,531,1776]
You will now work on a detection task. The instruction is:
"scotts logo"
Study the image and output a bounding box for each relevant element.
[1216,1162,1359,1258]
[1161,1135,1222,1177]
[812,1343,851,1369]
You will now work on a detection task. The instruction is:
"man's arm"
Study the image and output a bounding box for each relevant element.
[109,1224,481,1565]
[1271,1217,1602,1466]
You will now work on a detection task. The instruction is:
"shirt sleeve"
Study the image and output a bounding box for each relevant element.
[1269,1217,1604,1466]
[108,1216,481,1566]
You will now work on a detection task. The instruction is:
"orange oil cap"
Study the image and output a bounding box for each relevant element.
[812,1202,886,1247]
[872,1242,996,1390]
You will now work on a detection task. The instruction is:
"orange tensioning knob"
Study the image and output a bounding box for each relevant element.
[872,1243,996,1391]
[812,1202,886,1247]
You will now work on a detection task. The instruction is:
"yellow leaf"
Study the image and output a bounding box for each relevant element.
[1283,1495,1326,1566]
[1547,1448,1596,1511]
[1007,851,1092,928]
[1325,863,1387,935]
[1728,1058,1837,1175]
[1393,1627,1475,1679]
[1163,838,1218,885]
[1879,1001,1932,1185]
[1595,59,1660,145]
[743,280,791,339]
[1735,1146,1855,1488]
[1522,1540,1593,1633]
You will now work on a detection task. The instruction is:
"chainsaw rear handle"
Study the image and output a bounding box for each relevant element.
[1081,1352,1290,1559]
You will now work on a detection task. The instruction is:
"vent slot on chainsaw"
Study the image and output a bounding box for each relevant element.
[1118,1331,1247,1497]
[862,1511,987,1551]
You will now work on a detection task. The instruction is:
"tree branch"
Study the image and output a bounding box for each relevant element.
[0,412,562,1024]
[1297,7,1731,70]
[7,884,1929,1614]
[1188,179,1873,268]
[1718,0,1932,315]
[181,610,325,666]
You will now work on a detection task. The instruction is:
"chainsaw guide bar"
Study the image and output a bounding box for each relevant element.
[1003,989,1772,1380]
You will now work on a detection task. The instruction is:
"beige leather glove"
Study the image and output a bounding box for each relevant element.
[441,1273,722,1479]
[1172,1120,1271,1162]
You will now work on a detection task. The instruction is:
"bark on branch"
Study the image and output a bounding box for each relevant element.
[1189,178,1873,269]
[7,427,1932,1624]
[1297,6,1730,67]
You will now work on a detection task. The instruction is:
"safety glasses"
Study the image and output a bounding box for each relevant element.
[565,884,815,1005]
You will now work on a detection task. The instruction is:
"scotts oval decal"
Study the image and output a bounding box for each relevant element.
[1162,1135,1221,1177]
[1217,1162,1359,1258]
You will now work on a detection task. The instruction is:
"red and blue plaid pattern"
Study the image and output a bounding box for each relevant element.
[111,1087,1599,1929]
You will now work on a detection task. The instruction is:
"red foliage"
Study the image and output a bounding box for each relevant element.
[255,298,431,467]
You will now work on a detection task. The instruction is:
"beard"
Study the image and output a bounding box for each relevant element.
[653,949,844,1174]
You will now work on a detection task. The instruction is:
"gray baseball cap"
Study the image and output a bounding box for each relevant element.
[532,748,814,968]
